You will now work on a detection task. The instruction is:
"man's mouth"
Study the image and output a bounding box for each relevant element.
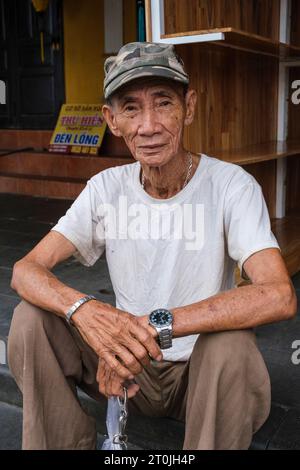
[138,144,167,151]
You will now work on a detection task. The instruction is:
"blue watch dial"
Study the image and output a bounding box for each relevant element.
[149,309,173,327]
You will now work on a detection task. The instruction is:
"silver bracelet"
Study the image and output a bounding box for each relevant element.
[65,295,96,325]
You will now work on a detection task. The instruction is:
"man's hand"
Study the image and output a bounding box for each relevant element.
[71,302,162,380]
[97,358,140,399]
[96,316,158,398]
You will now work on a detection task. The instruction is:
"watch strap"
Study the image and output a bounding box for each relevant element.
[158,327,172,349]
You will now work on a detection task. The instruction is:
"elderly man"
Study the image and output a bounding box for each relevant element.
[8,42,297,450]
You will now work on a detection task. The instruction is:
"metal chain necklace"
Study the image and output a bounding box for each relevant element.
[141,152,193,191]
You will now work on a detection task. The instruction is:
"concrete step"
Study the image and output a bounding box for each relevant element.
[0,365,184,450]
[0,399,141,450]
[1,364,300,450]
[0,401,22,450]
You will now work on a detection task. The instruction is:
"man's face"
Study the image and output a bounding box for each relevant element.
[103,79,196,167]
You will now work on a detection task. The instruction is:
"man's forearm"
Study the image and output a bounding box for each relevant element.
[172,281,296,337]
[11,260,162,379]
[11,260,102,318]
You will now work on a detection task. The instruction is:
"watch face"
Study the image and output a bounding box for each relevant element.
[149,309,173,327]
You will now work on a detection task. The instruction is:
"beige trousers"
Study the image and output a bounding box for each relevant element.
[7,299,271,450]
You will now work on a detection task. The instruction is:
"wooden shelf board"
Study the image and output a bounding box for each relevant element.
[162,28,300,59]
[0,171,86,184]
[0,149,134,162]
[209,141,300,166]
[0,150,135,182]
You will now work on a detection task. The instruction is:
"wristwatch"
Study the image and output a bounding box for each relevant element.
[148,308,173,350]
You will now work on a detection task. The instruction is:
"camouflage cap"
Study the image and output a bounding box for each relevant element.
[103,42,189,99]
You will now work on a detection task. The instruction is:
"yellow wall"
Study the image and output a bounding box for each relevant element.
[63,0,137,104]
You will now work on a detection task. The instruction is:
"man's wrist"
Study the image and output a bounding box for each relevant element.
[65,295,97,325]
[166,308,179,338]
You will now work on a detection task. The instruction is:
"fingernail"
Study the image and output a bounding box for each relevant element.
[157,354,163,361]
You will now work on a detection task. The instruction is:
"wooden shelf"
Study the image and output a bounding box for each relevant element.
[0,147,134,199]
[209,141,300,166]
[162,28,300,59]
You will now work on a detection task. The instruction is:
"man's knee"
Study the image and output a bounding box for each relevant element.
[8,300,52,371]
[9,299,47,337]
[191,329,259,375]
[191,329,269,387]
[194,329,255,357]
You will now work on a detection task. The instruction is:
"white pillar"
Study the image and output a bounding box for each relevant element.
[276,0,292,219]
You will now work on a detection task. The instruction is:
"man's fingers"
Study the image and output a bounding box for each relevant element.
[137,316,158,339]
[102,351,136,380]
[111,343,144,376]
[97,361,108,396]
[127,383,140,398]
[105,366,123,397]
[124,338,151,368]
[100,362,119,397]
[108,380,139,399]
[130,322,163,361]
[96,361,103,384]
[98,358,119,397]
[98,359,140,399]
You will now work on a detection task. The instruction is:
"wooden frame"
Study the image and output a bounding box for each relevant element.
[146,0,300,59]
[145,0,152,42]
[148,0,225,45]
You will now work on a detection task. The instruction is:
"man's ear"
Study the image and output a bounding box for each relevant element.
[184,89,197,126]
[102,104,122,137]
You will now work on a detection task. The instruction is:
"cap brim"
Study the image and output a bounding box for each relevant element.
[104,65,189,99]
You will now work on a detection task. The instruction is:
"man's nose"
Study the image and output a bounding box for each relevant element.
[137,107,160,136]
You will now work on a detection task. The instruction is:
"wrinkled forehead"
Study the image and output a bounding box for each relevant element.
[110,76,186,103]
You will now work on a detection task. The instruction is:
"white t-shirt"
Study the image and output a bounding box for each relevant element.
[51,154,281,361]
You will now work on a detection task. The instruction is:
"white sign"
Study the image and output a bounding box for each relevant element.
[104,0,123,54]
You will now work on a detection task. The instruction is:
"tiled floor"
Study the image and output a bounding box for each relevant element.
[0,194,115,343]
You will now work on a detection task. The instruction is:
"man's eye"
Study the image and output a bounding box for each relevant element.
[159,101,171,107]
[124,105,137,112]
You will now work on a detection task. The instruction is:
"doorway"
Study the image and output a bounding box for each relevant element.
[0,0,65,129]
